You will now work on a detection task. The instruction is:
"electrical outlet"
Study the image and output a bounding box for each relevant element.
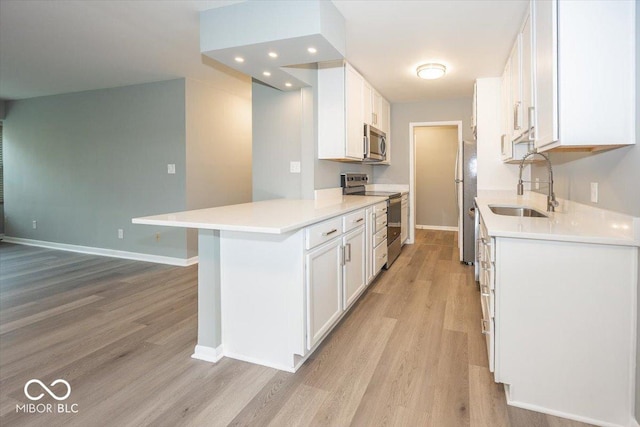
[32,220,37,229]
[118,229,124,239]
[290,161,301,173]
[155,232,161,242]
[590,182,598,203]
[535,178,540,190]
[167,164,176,174]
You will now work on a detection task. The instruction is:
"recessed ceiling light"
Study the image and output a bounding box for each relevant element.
[234,56,244,63]
[268,52,278,58]
[285,82,292,87]
[307,47,317,54]
[263,71,271,77]
[416,63,446,80]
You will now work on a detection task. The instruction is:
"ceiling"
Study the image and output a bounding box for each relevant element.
[0,0,528,103]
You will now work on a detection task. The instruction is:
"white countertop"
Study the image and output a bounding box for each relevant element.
[132,196,388,234]
[476,190,640,247]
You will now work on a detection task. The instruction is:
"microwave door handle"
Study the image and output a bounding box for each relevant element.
[364,135,370,158]
[380,137,387,156]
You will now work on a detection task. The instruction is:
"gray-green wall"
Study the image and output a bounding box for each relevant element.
[374,97,473,185]
[415,126,458,227]
[3,78,253,260]
[252,75,372,200]
[4,80,190,258]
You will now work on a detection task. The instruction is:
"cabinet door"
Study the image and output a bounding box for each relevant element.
[379,97,390,135]
[533,0,558,150]
[509,37,522,139]
[365,207,374,284]
[345,65,365,160]
[363,81,373,126]
[372,91,382,128]
[306,239,343,350]
[343,227,366,309]
[500,63,513,160]
[520,12,533,135]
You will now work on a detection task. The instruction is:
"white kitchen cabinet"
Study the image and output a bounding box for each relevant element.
[372,201,388,275]
[305,208,368,350]
[343,226,366,309]
[305,238,343,350]
[532,0,636,152]
[477,207,637,426]
[400,194,408,245]
[319,62,392,164]
[318,62,365,161]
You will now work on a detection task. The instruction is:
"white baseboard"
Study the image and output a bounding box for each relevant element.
[223,350,297,373]
[415,224,458,232]
[504,386,626,427]
[191,345,224,363]
[1,237,198,267]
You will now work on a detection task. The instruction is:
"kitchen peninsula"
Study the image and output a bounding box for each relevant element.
[132,195,388,372]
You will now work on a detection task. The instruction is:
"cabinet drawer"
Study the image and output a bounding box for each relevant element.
[343,209,366,233]
[305,217,343,250]
[375,214,388,234]
[374,227,387,247]
[374,240,388,273]
[480,282,495,318]
[480,292,495,373]
[373,202,388,216]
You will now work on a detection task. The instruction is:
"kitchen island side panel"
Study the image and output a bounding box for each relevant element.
[219,230,305,372]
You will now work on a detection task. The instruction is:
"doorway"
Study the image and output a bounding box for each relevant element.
[409,121,462,253]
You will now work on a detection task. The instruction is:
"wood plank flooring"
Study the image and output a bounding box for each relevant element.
[0,231,593,427]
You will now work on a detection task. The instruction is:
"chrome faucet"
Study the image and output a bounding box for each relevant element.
[517,150,559,212]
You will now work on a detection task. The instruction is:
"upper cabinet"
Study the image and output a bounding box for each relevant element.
[363,81,390,135]
[318,62,365,161]
[500,0,635,159]
[318,61,392,163]
[501,7,534,163]
[532,0,635,152]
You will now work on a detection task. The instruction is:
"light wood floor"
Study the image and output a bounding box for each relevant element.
[0,230,592,427]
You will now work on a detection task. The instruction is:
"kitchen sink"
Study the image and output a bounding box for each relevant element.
[489,205,548,218]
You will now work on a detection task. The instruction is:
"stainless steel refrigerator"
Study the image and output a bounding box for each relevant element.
[455,139,477,264]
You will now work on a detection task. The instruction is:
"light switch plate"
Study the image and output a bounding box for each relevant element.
[167,164,176,174]
[590,182,598,203]
[290,161,301,173]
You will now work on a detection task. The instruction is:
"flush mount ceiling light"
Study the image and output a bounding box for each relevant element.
[416,63,446,80]
[263,71,271,77]
[268,52,278,58]
[234,56,244,63]
[307,47,317,54]
[285,82,292,87]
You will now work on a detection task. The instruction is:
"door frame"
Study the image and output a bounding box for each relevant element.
[408,121,463,255]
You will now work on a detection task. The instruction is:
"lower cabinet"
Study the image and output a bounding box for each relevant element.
[305,210,368,351]
[478,210,636,426]
[343,227,366,309]
[305,238,343,350]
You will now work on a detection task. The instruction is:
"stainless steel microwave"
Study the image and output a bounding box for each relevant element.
[364,124,387,162]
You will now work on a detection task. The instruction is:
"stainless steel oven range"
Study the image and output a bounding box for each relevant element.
[341,173,402,268]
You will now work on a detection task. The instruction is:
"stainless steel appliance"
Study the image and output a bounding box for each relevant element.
[455,139,478,264]
[363,124,387,163]
[341,173,402,268]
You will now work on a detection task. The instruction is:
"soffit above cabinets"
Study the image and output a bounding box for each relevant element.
[200,0,346,91]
